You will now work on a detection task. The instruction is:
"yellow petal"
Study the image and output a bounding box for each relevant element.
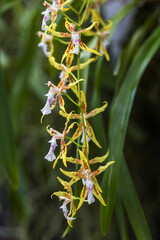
[103,20,112,31]
[100,40,110,61]
[86,121,102,148]
[92,177,102,193]
[67,122,83,144]
[49,56,63,70]
[46,26,71,38]
[78,22,99,34]
[60,140,67,167]
[65,156,81,165]
[60,168,77,179]
[65,17,74,33]
[58,95,65,112]
[61,0,72,8]
[66,53,74,68]
[57,177,71,193]
[91,10,105,27]
[89,150,109,164]
[80,90,87,114]
[92,185,106,206]
[66,122,79,135]
[52,191,69,198]
[61,40,74,63]
[78,150,90,171]
[77,185,87,210]
[86,101,108,119]
[53,153,61,169]
[68,76,79,98]
[79,40,102,56]
[91,161,115,178]
[63,78,85,91]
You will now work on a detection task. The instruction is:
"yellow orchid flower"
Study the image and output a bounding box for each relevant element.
[60,150,115,209]
[46,114,79,168]
[41,0,72,31]
[59,90,108,148]
[46,18,102,63]
[41,78,83,121]
[64,149,109,165]
[84,9,112,61]
[53,177,76,227]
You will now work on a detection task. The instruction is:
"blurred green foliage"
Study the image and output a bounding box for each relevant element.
[0,0,160,239]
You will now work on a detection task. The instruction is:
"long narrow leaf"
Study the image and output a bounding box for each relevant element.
[115,191,129,240]
[0,67,18,189]
[120,157,152,240]
[100,25,160,235]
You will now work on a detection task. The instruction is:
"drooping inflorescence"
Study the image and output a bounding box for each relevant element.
[38,0,114,227]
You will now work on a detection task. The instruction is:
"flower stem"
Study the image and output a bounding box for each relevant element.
[59,10,77,25]
[69,5,79,15]
[65,136,84,148]
[77,0,91,27]
[53,37,70,45]
[62,92,80,107]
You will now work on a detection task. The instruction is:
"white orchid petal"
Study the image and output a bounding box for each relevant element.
[45,144,56,162]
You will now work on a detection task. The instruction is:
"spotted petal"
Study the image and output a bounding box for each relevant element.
[80,90,87,114]
[78,22,98,34]
[86,121,101,148]
[89,150,109,164]
[77,185,88,210]
[61,40,74,63]
[92,184,106,206]
[60,167,85,182]
[79,39,102,56]
[90,160,115,178]
[60,139,67,167]
[86,101,108,119]
[79,150,90,171]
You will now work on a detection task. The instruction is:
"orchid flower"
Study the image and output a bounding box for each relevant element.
[84,10,112,61]
[41,78,83,120]
[46,18,102,63]
[46,114,78,168]
[41,0,72,31]
[60,150,114,209]
[41,81,55,116]
[38,31,53,57]
[60,90,108,148]
[53,177,76,226]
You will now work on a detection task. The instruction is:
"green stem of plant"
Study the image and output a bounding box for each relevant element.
[59,10,77,25]
[65,136,84,148]
[70,72,79,81]
[62,92,80,107]
[69,5,79,15]
[77,0,90,27]
[53,37,70,45]
[79,0,87,15]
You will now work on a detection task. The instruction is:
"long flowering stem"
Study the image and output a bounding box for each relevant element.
[38,0,113,233]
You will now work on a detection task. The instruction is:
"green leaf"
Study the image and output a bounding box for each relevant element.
[115,7,160,93]
[119,157,152,240]
[115,192,129,240]
[0,0,21,14]
[100,25,160,235]
[0,67,18,189]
